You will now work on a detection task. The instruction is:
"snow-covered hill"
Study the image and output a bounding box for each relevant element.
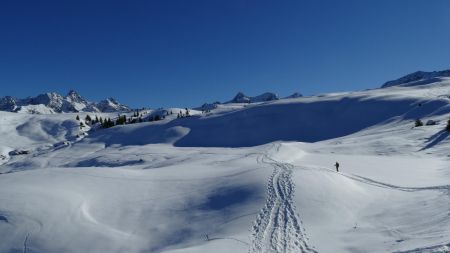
[382,69,450,88]
[0,90,131,114]
[2,73,450,253]
[84,79,450,147]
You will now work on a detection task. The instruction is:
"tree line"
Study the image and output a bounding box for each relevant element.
[76,109,178,129]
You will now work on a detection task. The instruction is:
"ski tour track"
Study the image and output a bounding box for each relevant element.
[249,143,317,253]
[248,143,450,253]
[5,141,450,252]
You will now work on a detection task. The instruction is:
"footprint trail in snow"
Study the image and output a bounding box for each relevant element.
[249,145,317,253]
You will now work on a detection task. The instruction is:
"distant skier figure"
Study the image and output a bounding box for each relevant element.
[335,162,340,172]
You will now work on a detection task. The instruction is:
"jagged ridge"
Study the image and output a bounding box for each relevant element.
[0,90,131,114]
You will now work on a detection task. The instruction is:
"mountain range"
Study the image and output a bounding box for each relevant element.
[0,90,131,114]
[2,68,449,114]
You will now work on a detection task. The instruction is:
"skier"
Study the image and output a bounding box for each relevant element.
[335,162,340,172]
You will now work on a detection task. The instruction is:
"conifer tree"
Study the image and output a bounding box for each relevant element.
[76,115,80,121]
[415,119,423,127]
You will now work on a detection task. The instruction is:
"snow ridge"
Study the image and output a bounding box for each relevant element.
[381,69,450,88]
[250,144,317,253]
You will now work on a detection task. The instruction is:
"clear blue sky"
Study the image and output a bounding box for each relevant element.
[1,0,450,108]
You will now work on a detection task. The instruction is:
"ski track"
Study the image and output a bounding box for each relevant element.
[23,232,30,253]
[309,165,450,193]
[18,215,43,253]
[249,144,317,253]
[249,143,450,253]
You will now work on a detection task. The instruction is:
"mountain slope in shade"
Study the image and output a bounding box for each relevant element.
[0,90,131,114]
[382,69,450,88]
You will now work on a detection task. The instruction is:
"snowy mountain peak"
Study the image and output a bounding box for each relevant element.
[0,91,131,114]
[229,92,251,103]
[97,98,131,112]
[252,92,279,102]
[65,90,86,103]
[227,92,279,103]
[382,69,450,88]
[0,96,17,111]
[28,93,65,111]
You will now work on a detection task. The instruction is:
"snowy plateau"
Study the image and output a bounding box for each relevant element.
[3,70,450,253]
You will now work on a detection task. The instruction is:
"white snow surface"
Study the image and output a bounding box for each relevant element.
[2,80,450,252]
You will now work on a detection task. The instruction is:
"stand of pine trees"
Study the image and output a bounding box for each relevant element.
[116,115,127,125]
[102,118,114,128]
[94,109,172,129]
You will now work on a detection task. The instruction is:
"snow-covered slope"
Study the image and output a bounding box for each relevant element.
[85,79,450,147]
[0,90,131,114]
[2,76,450,253]
[382,69,450,88]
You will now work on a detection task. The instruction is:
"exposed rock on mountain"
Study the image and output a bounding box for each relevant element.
[0,90,131,114]
[227,92,279,103]
[96,98,131,112]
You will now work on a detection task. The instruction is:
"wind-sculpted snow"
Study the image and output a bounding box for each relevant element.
[250,144,317,253]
